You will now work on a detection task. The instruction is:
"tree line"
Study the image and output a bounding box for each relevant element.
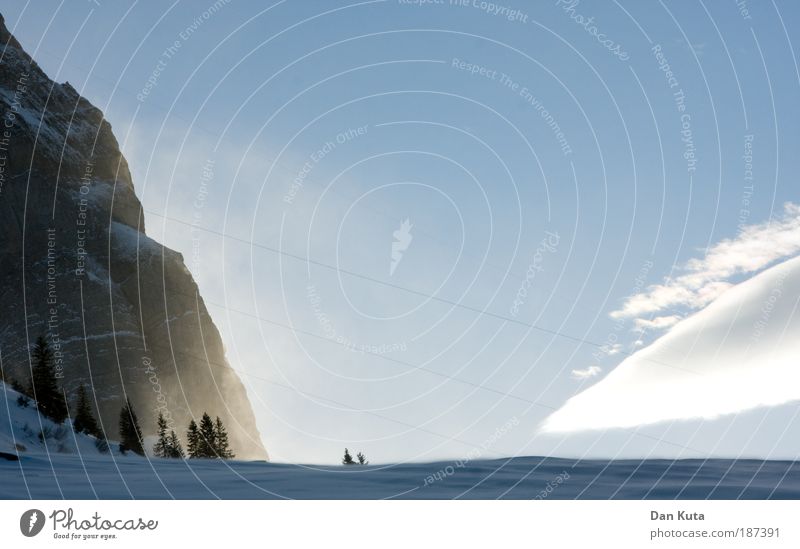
[4,335,234,459]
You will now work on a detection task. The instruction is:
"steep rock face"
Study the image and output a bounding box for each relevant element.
[0,15,267,459]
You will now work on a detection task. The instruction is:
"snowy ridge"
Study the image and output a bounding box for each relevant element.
[0,381,123,457]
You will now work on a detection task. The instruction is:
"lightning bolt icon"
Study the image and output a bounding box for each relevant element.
[28,510,38,533]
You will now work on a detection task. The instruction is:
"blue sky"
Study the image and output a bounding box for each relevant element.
[4,0,800,463]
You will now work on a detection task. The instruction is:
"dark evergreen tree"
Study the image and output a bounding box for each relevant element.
[11,376,30,398]
[342,448,355,465]
[10,375,31,406]
[197,412,216,458]
[153,412,170,458]
[186,419,200,458]
[168,430,184,458]
[357,451,368,465]
[214,416,234,459]
[30,336,68,423]
[72,384,101,437]
[118,399,144,455]
[185,413,233,459]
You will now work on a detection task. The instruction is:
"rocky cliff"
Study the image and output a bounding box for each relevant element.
[0,14,267,459]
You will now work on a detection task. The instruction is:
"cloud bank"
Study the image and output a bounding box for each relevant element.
[542,253,800,433]
[611,203,800,324]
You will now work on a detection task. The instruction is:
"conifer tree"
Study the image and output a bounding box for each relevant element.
[153,412,170,458]
[11,377,31,407]
[30,336,68,423]
[11,376,30,398]
[342,448,355,465]
[357,451,368,465]
[198,412,216,458]
[214,416,234,459]
[187,419,199,458]
[118,398,144,455]
[168,430,185,458]
[72,384,101,437]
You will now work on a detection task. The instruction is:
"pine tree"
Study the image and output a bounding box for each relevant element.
[198,412,216,458]
[30,336,68,423]
[357,451,368,465]
[11,376,30,398]
[11,377,31,407]
[342,448,355,465]
[72,384,101,437]
[186,419,199,458]
[118,399,144,455]
[153,412,170,458]
[213,416,234,459]
[168,430,184,458]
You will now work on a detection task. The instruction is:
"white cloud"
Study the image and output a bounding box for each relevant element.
[571,366,602,380]
[602,343,623,356]
[633,315,682,331]
[543,254,800,432]
[611,203,800,324]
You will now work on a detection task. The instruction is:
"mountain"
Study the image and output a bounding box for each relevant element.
[542,253,800,434]
[0,14,267,459]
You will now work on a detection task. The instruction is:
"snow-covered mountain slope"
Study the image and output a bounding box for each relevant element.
[542,254,800,433]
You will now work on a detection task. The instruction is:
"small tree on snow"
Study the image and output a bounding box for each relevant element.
[118,398,144,455]
[168,430,184,458]
[153,412,170,458]
[214,416,234,459]
[342,448,355,465]
[73,384,101,438]
[30,336,68,423]
[187,420,200,458]
[357,451,368,465]
[198,412,216,458]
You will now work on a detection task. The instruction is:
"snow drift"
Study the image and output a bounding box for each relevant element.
[542,254,800,433]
